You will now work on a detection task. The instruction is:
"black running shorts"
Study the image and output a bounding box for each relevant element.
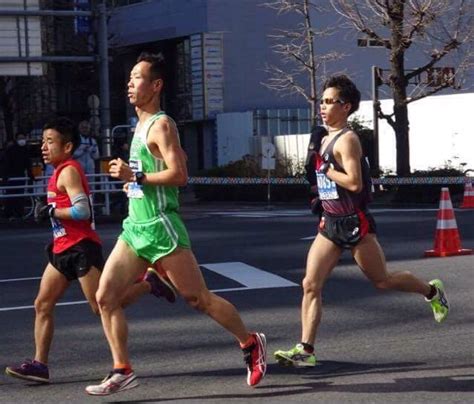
[46,239,104,281]
[318,209,376,249]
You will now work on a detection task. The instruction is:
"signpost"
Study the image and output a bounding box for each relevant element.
[261,142,276,208]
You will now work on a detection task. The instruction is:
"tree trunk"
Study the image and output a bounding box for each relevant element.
[393,103,410,175]
[389,0,411,176]
[303,0,318,126]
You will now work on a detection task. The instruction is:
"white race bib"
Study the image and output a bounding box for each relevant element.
[127,159,144,199]
[316,172,339,200]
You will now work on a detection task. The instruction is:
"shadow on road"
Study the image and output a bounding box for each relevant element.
[106,361,473,402]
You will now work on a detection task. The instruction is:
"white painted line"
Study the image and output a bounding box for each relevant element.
[207,210,309,218]
[0,262,298,312]
[371,208,439,213]
[0,300,87,312]
[451,376,474,381]
[202,262,298,289]
[0,276,41,283]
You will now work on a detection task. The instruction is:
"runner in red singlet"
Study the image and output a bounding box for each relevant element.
[5,117,175,385]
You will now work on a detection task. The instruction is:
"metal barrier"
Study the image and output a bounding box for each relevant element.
[1,174,472,219]
[0,174,123,218]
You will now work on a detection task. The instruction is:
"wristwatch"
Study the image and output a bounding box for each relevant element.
[135,171,146,185]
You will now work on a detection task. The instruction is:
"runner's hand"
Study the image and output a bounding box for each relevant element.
[34,200,55,223]
[109,158,134,182]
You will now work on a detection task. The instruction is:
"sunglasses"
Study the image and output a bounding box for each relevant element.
[319,98,346,105]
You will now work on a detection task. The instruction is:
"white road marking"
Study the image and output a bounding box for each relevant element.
[207,210,309,218]
[0,300,87,312]
[202,262,297,290]
[205,207,445,219]
[451,376,474,381]
[0,276,41,283]
[0,262,298,312]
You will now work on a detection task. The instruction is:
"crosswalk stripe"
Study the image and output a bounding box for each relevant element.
[202,262,298,289]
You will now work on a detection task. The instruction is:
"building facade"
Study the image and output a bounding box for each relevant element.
[107,0,473,174]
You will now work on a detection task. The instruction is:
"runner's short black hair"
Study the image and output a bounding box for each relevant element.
[43,117,80,152]
[323,75,361,115]
[136,52,165,81]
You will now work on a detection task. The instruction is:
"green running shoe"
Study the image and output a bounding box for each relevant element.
[274,343,316,367]
[426,279,449,323]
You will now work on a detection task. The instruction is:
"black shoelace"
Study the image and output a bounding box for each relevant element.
[242,343,256,366]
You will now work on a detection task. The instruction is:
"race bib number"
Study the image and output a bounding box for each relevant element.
[316,172,339,200]
[127,159,144,199]
[127,182,144,199]
[49,202,67,238]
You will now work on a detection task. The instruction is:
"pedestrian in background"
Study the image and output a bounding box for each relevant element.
[73,120,99,177]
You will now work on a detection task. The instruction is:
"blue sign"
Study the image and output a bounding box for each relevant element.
[74,0,91,35]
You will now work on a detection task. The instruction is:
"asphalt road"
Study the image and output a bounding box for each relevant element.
[0,204,473,403]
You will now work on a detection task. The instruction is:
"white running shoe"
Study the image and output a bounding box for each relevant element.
[85,371,139,396]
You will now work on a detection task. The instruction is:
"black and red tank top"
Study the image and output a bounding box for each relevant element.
[47,159,101,253]
[315,129,372,215]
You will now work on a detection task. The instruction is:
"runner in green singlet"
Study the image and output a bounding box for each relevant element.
[86,52,267,396]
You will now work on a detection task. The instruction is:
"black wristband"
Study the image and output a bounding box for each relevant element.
[135,171,146,185]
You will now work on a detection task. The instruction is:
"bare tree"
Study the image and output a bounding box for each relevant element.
[330,0,474,175]
[262,0,345,127]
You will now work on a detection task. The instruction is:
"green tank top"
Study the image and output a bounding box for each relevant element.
[127,111,180,223]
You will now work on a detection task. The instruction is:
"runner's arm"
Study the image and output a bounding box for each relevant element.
[140,117,188,186]
[53,165,91,220]
[108,118,187,186]
[325,132,363,193]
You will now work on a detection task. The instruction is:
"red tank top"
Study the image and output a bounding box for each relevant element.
[47,159,101,253]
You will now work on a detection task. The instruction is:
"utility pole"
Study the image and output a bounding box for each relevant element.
[97,1,111,157]
[371,66,380,173]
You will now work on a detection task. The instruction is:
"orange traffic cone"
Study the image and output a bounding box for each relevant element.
[460,182,474,208]
[424,187,472,257]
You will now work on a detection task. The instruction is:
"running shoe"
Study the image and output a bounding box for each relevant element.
[145,267,177,303]
[242,332,267,387]
[85,371,138,396]
[426,279,449,323]
[5,359,49,383]
[274,343,317,367]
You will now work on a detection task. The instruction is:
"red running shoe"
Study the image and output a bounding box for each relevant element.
[242,332,267,387]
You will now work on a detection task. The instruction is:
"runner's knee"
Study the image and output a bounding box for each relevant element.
[183,291,211,313]
[95,288,120,312]
[34,296,55,316]
[302,276,323,296]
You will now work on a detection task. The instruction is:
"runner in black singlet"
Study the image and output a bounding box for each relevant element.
[274,75,449,368]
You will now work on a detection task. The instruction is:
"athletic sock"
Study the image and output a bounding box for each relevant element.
[301,342,314,353]
[425,285,437,300]
[113,363,132,375]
